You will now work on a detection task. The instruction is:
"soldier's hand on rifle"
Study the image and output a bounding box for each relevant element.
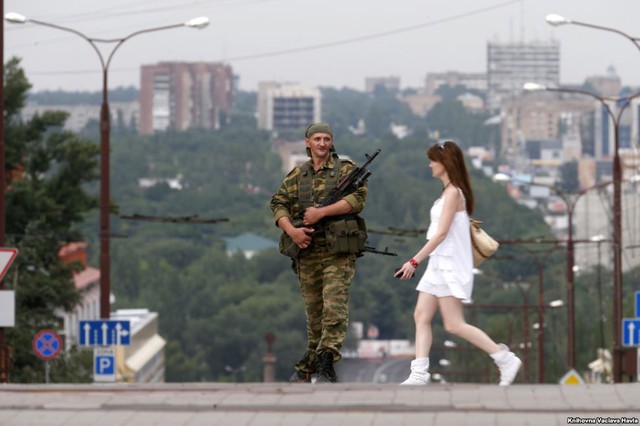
[303,207,325,226]
[291,226,314,249]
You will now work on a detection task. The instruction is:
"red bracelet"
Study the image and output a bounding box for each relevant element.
[409,258,419,268]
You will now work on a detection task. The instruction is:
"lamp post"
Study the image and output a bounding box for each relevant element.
[516,246,557,383]
[590,234,607,350]
[524,82,640,382]
[494,171,614,372]
[545,14,640,383]
[5,13,209,319]
[0,0,6,385]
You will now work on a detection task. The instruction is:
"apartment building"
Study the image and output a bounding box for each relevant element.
[487,40,560,110]
[257,82,321,132]
[139,62,234,134]
[500,92,594,167]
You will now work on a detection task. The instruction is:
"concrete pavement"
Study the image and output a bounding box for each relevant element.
[0,382,639,426]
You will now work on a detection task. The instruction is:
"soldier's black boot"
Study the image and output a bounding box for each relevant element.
[289,351,315,383]
[315,351,337,383]
[288,370,312,383]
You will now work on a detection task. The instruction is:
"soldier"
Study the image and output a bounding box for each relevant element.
[270,122,367,383]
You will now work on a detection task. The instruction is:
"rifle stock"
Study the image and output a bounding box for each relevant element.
[363,246,398,256]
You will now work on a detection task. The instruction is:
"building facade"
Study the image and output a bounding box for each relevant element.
[21,101,138,133]
[257,82,321,132]
[487,40,560,110]
[365,76,400,93]
[113,309,166,383]
[424,71,487,97]
[593,97,640,161]
[56,242,101,351]
[500,92,594,169]
[139,62,234,134]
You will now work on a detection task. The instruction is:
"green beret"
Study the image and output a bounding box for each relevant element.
[305,122,333,138]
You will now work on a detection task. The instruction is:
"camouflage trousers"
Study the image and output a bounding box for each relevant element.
[294,248,355,373]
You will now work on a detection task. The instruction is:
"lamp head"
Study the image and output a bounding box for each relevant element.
[549,300,564,308]
[523,82,547,92]
[185,16,209,29]
[5,12,27,24]
[546,14,571,26]
[492,172,512,182]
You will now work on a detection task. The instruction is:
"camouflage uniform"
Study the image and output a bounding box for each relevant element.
[270,154,367,375]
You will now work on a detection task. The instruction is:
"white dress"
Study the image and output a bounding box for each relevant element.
[415,188,474,303]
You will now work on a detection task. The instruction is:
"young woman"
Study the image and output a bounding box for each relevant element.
[394,140,521,386]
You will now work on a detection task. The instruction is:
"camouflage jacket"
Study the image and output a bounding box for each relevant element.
[270,154,367,225]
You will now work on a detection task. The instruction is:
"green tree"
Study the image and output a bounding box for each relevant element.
[426,98,492,147]
[4,57,99,382]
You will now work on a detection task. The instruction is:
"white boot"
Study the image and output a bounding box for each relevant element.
[491,344,522,386]
[400,357,430,385]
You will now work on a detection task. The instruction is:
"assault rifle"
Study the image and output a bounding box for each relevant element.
[283,149,396,257]
[319,148,380,208]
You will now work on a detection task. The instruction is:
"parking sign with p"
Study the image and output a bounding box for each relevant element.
[93,347,116,382]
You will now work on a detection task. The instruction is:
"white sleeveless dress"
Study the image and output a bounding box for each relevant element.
[415,188,474,303]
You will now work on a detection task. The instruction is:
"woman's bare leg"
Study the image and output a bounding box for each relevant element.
[438,296,501,354]
[414,292,439,358]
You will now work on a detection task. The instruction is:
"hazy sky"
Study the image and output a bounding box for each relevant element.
[5,0,640,93]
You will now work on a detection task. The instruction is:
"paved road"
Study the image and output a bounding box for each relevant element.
[1,382,639,426]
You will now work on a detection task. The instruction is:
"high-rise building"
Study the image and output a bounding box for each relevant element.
[365,76,400,93]
[487,41,560,110]
[593,97,640,161]
[139,62,234,134]
[257,82,321,132]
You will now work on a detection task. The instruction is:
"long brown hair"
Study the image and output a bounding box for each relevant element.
[427,140,474,215]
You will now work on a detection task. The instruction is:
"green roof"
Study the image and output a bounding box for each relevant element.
[223,232,278,251]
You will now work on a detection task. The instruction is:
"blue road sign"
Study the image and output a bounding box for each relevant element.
[635,291,640,318]
[79,320,131,346]
[95,354,114,375]
[93,347,116,383]
[622,318,640,347]
[33,330,62,360]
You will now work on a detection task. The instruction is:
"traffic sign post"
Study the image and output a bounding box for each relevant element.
[0,248,18,282]
[79,320,130,384]
[93,347,116,383]
[32,330,62,384]
[622,291,640,348]
[0,248,18,327]
[559,368,585,385]
[33,330,62,360]
[622,319,640,347]
[79,320,131,347]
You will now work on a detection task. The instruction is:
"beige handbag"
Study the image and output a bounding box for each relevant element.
[470,218,499,267]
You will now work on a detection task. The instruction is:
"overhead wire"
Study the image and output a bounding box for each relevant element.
[11,0,522,76]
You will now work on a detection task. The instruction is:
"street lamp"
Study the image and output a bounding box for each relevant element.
[545,14,640,54]
[5,13,209,319]
[494,169,614,372]
[524,81,640,382]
